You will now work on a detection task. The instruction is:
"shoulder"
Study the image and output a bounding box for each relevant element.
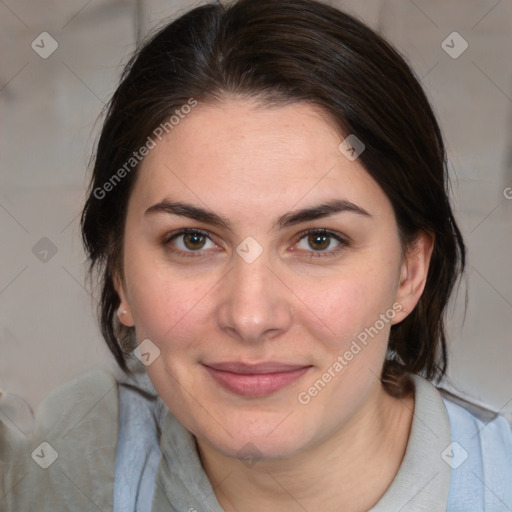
[1,368,120,512]
[440,388,512,452]
[438,388,512,509]
[36,367,119,436]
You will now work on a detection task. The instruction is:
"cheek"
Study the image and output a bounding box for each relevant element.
[124,248,220,354]
[297,259,400,354]
[292,266,400,416]
[126,256,400,352]
[129,273,206,342]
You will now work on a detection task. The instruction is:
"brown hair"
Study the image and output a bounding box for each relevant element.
[81,0,466,398]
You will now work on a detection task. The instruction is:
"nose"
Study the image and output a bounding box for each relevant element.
[216,248,294,343]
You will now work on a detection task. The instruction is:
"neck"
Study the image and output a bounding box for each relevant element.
[196,381,415,512]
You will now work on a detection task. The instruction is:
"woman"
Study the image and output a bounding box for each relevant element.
[2,0,511,510]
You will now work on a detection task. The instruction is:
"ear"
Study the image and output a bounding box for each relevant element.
[392,231,434,325]
[112,271,135,327]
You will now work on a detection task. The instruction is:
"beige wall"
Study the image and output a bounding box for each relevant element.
[1,0,511,428]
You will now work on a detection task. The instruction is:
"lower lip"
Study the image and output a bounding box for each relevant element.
[203,365,311,397]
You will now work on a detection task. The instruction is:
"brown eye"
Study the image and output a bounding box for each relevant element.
[295,228,348,258]
[164,229,218,258]
[307,233,331,251]
[182,232,207,250]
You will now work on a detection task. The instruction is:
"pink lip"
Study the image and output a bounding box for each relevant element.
[202,362,312,397]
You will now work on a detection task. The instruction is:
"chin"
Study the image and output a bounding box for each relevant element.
[194,410,314,462]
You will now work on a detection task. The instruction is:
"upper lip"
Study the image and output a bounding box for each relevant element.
[203,362,311,374]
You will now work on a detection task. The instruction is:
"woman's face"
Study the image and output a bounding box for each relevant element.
[116,98,428,460]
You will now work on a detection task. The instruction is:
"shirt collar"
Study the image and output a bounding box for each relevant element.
[152,373,452,511]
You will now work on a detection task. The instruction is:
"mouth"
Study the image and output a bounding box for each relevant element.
[202,361,312,397]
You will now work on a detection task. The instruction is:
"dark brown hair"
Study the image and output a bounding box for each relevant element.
[81,0,466,397]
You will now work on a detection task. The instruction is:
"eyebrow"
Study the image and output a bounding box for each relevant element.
[144,198,371,230]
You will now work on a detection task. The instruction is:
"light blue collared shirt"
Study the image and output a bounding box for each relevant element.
[113,371,512,511]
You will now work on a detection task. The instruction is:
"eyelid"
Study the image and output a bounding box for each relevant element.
[163,227,349,258]
[162,228,220,258]
[292,228,349,258]
[162,227,212,244]
[296,228,349,244]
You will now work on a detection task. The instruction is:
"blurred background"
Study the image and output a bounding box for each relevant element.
[1,0,511,429]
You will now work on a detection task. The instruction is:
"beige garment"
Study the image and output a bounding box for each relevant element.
[0,369,118,512]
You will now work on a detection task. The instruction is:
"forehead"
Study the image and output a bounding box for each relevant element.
[130,98,390,221]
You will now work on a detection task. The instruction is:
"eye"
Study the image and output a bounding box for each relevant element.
[294,228,348,257]
[164,229,218,257]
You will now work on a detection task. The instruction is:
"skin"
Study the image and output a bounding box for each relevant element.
[115,97,434,511]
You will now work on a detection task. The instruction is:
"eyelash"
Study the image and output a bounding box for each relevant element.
[162,228,217,259]
[162,228,349,259]
[297,228,349,258]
